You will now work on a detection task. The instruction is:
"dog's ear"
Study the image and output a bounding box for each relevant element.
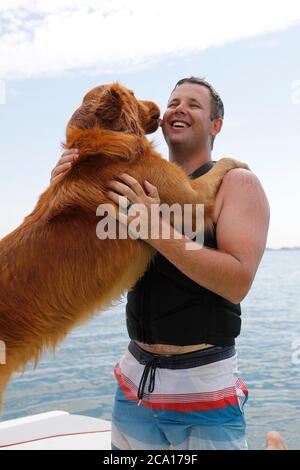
[95,88,122,121]
[67,105,97,130]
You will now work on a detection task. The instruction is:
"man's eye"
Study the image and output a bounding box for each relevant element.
[168,103,177,108]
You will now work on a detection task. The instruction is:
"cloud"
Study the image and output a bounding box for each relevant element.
[0,0,300,79]
[248,38,281,49]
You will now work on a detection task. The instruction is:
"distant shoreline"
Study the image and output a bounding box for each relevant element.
[266,247,300,251]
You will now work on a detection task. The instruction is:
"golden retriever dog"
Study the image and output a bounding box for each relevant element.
[0,83,248,409]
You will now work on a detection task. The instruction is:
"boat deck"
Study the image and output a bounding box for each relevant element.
[0,410,111,450]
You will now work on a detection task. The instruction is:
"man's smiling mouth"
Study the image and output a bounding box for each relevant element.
[171,120,191,128]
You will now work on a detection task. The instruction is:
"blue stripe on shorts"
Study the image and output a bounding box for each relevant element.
[112,385,248,450]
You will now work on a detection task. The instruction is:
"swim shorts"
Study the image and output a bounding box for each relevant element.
[111,341,248,450]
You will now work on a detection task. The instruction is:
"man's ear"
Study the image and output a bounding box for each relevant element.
[96,88,122,121]
[210,118,223,137]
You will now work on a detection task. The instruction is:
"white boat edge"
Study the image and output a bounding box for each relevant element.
[0,410,112,450]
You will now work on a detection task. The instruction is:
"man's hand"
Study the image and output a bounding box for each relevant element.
[50,148,79,185]
[106,173,160,239]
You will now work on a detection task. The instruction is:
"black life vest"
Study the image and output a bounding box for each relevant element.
[126,161,241,346]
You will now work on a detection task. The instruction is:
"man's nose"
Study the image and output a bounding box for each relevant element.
[174,103,187,114]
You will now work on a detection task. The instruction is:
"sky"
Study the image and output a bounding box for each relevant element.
[0,0,300,248]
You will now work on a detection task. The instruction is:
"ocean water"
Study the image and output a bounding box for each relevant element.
[1,250,300,450]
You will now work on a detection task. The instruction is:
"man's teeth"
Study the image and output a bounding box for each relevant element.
[172,121,188,128]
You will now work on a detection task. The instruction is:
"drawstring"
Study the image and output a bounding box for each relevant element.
[137,358,158,401]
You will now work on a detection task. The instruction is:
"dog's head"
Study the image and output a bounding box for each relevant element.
[66,83,160,138]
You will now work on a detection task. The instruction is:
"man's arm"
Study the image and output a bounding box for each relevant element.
[146,169,270,304]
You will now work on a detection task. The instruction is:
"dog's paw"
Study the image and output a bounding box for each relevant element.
[218,157,250,171]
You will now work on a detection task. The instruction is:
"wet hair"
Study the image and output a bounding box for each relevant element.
[172,76,224,149]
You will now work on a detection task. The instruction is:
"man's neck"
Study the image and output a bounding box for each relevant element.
[169,147,212,175]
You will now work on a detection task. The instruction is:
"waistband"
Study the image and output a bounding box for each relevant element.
[129,341,235,369]
[128,341,236,400]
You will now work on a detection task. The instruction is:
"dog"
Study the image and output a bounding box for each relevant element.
[0,82,248,408]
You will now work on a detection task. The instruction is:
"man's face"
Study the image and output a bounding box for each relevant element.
[161,83,214,151]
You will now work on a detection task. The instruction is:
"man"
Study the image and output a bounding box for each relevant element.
[51,77,270,450]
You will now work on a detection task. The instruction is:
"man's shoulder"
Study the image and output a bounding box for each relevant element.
[218,166,264,197]
[213,166,268,223]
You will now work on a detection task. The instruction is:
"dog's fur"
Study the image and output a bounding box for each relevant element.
[0,83,248,408]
